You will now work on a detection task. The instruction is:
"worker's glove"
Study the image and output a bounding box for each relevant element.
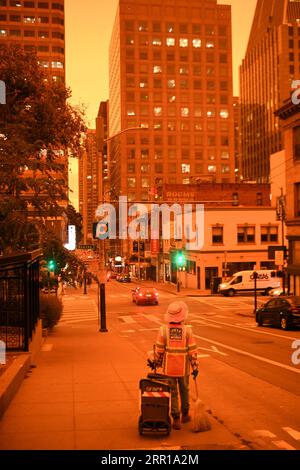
[191,369,199,380]
[147,359,156,370]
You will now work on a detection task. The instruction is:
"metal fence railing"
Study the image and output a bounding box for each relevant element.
[0,250,41,352]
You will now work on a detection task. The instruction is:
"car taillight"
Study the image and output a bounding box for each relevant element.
[291,308,300,313]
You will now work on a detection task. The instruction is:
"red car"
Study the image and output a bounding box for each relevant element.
[132,287,159,306]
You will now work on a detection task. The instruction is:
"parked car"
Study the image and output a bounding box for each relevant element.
[118,274,131,283]
[256,297,300,330]
[269,287,289,297]
[132,287,159,305]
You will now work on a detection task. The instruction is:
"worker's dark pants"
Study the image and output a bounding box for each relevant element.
[168,375,190,418]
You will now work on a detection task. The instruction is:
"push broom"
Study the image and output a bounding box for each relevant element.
[192,377,212,433]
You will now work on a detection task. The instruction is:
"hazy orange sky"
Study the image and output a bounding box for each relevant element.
[65,0,257,208]
[65,0,257,127]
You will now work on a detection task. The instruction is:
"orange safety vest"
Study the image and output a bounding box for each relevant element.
[156,323,197,377]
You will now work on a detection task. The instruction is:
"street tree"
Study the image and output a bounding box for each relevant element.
[0,45,86,254]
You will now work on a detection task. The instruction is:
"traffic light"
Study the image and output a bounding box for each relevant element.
[176,251,186,271]
[48,260,56,272]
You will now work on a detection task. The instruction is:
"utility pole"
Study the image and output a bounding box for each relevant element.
[277,188,287,292]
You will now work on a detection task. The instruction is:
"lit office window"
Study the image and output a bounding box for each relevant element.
[166,37,175,47]
[206,40,215,48]
[181,107,189,117]
[167,79,176,88]
[154,107,163,116]
[208,165,217,173]
[180,38,188,47]
[182,164,190,174]
[220,109,229,119]
[192,39,201,48]
[152,38,162,46]
[153,65,162,74]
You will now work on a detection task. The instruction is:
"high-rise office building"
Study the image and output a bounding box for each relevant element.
[109,0,235,204]
[79,129,102,244]
[240,0,300,183]
[0,0,65,82]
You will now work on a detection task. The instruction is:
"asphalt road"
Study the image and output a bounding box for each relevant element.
[80,279,300,451]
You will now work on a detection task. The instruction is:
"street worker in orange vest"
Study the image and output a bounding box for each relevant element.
[154,301,199,430]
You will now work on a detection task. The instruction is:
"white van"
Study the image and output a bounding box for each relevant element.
[218,270,281,297]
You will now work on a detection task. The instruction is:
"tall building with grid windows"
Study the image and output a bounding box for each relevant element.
[0,0,65,82]
[240,0,300,183]
[108,0,235,205]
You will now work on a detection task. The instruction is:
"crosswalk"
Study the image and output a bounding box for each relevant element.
[250,427,300,450]
[59,297,98,325]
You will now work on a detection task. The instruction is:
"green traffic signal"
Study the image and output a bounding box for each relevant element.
[48,260,56,272]
[176,252,186,267]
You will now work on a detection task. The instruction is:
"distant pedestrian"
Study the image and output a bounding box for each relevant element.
[153,301,199,430]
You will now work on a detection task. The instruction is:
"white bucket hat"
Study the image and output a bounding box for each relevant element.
[165,301,188,324]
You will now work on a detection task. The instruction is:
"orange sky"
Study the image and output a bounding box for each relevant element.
[65,0,257,208]
[65,0,257,127]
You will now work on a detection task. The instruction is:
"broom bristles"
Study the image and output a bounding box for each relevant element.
[192,398,212,433]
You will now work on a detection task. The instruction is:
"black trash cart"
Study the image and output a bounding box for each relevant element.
[138,373,171,436]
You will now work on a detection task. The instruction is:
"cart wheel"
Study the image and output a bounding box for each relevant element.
[138,416,144,436]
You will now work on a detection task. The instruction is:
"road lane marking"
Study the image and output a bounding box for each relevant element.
[118,316,136,324]
[193,334,300,375]
[251,430,277,439]
[191,320,222,329]
[283,427,300,441]
[197,316,300,341]
[121,330,136,333]
[197,354,210,359]
[272,440,296,451]
[139,328,160,332]
[198,346,228,356]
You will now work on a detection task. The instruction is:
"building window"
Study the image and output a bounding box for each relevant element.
[261,226,278,244]
[192,39,201,48]
[155,163,163,174]
[293,126,300,160]
[257,192,263,206]
[182,164,190,174]
[141,178,150,188]
[212,226,223,244]
[296,183,300,217]
[169,163,177,174]
[232,192,239,206]
[238,226,255,244]
[221,165,230,174]
[127,177,136,188]
[141,164,150,173]
[127,163,135,173]
[166,37,175,47]
[179,38,188,47]
[208,165,216,173]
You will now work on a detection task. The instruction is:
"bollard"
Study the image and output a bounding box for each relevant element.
[99,283,108,333]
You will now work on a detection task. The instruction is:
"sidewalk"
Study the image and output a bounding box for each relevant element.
[0,291,244,451]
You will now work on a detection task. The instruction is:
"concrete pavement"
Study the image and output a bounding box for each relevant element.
[0,289,245,451]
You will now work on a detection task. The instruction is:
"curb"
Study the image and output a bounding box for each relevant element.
[0,354,31,419]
